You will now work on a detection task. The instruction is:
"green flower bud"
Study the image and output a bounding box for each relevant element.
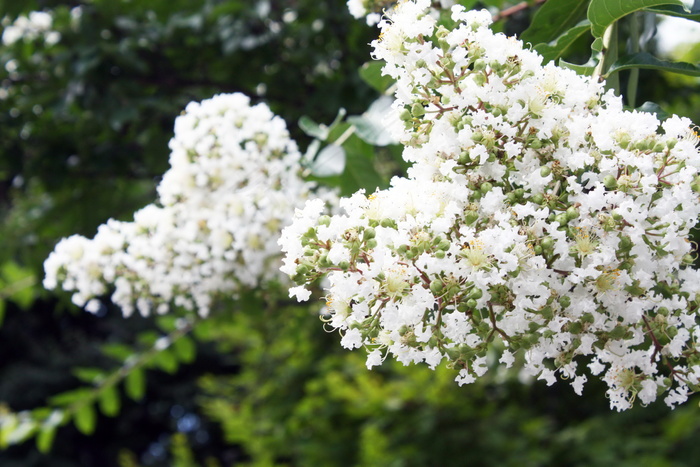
[430,279,444,295]
[566,206,580,220]
[554,213,569,225]
[411,103,425,118]
[480,181,493,193]
[380,218,397,229]
[541,237,554,250]
[540,166,551,177]
[603,175,618,190]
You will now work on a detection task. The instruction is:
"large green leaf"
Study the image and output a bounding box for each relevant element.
[535,21,592,63]
[521,0,589,45]
[645,4,700,21]
[359,61,395,94]
[588,0,685,38]
[607,52,700,77]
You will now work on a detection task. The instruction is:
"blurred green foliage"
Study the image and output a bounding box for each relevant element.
[0,0,699,466]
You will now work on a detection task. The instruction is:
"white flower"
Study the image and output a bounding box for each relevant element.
[45,93,335,317]
[282,2,700,411]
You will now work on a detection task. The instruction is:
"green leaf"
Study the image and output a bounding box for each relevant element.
[0,414,18,448]
[172,335,196,363]
[359,61,395,94]
[588,0,685,38]
[636,101,670,120]
[98,385,121,417]
[74,403,96,435]
[0,261,35,309]
[49,388,93,407]
[645,4,700,21]
[152,349,179,374]
[298,116,329,140]
[100,343,134,362]
[72,367,106,384]
[535,21,591,63]
[36,425,57,453]
[125,368,146,401]
[558,58,597,76]
[0,300,5,327]
[521,0,589,45]
[347,96,399,147]
[341,136,385,195]
[309,144,346,177]
[607,52,700,77]
[155,315,178,332]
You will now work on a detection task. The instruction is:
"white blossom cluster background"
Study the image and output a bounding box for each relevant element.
[281,1,700,410]
[44,93,330,318]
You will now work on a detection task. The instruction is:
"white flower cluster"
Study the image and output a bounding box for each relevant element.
[347,0,455,26]
[2,11,60,46]
[281,1,700,410]
[45,93,328,317]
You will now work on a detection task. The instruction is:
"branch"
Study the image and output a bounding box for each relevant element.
[492,0,547,23]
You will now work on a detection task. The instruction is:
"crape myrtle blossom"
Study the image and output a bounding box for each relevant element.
[2,11,60,46]
[280,1,700,410]
[45,93,332,318]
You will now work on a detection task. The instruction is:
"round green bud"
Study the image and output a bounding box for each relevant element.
[411,103,425,118]
[566,206,579,220]
[540,166,551,177]
[603,175,618,190]
[554,213,569,225]
[430,279,444,295]
[559,295,571,308]
[541,237,554,250]
[480,181,493,194]
[366,239,378,249]
[531,193,544,205]
[469,288,483,300]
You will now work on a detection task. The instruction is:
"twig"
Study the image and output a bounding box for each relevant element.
[492,0,547,23]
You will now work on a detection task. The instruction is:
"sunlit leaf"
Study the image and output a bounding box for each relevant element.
[172,335,196,363]
[74,404,96,435]
[125,368,146,401]
[308,144,346,177]
[98,385,121,417]
[588,0,685,38]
